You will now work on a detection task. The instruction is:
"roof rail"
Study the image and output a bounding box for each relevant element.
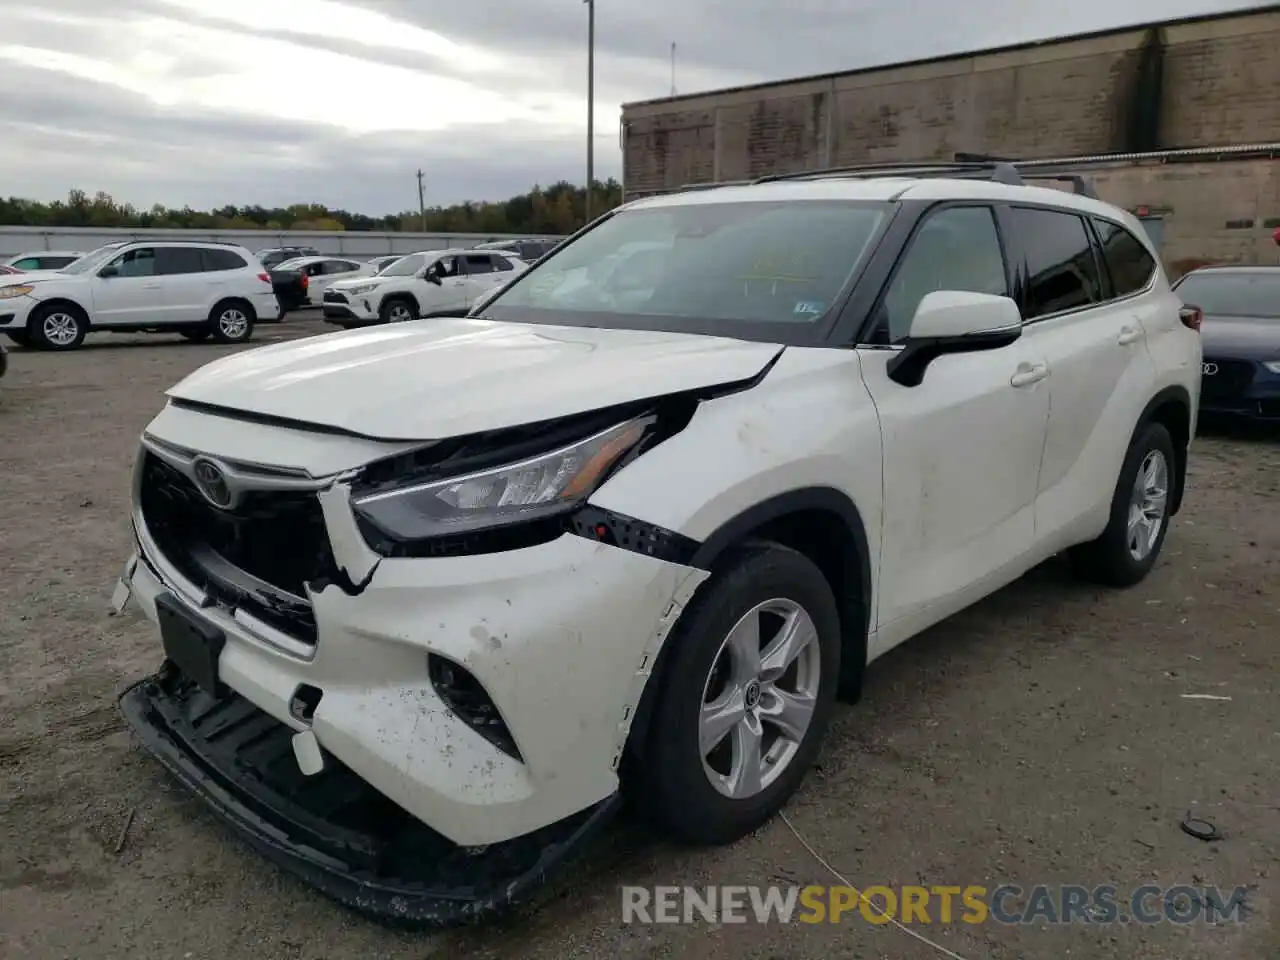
[746,153,1098,198]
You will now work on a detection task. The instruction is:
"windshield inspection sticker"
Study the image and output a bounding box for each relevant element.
[794,300,824,315]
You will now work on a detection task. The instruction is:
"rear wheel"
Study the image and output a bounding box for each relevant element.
[208,300,255,344]
[30,303,88,351]
[632,542,841,846]
[1068,421,1175,586]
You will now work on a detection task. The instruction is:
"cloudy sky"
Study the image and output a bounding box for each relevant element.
[0,0,1262,216]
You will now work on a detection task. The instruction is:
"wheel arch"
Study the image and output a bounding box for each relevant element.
[1134,385,1192,515]
[28,297,91,330]
[210,295,256,322]
[379,290,419,316]
[623,487,873,767]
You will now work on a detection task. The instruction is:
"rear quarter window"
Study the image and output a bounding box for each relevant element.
[1091,218,1156,297]
[202,248,248,271]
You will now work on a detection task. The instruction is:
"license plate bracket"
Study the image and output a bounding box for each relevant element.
[155,592,225,695]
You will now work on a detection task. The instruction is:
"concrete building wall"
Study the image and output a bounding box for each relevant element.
[619,7,1280,265]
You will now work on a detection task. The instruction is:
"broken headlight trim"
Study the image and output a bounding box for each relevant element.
[351,415,655,542]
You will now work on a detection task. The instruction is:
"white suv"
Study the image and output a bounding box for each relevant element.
[0,240,280,350]
[321,248,528,327]
[114,165,1200,924]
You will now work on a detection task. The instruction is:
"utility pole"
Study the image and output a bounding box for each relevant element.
[584,0,595,224]
[416,169,426,232]
[670,42,676,96]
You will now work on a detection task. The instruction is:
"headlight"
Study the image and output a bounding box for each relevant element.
[345,283,377,296]
[1263,361,1280,374]
[0,284,35,299]
[352,415,653,540]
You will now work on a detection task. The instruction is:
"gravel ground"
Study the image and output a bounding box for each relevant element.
[1,318,1277,959]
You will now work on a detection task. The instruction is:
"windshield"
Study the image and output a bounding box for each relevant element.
[1175,272,1280,319]
[480,200,889,341]
[380,253,427,277]
[59,244,127,275]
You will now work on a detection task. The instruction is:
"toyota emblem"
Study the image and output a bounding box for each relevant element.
[191,457,234,508]
[1201,362,1218,376]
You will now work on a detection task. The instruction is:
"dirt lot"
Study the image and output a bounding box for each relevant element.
[1,318,1277,959]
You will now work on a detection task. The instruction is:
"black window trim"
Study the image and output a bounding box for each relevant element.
[1007,204,1160,327]
[852,199,1015,347]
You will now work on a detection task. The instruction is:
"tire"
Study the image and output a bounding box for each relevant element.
[5,331,31,347]
[378,296,417,324]
[179,329,210,342]
[632,541,841,846]
[1068,421,1176,587]
[208,300,255,344]
[29,303,88,351]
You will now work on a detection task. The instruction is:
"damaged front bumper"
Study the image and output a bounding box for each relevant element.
[117,406,708,921]
[119,670,621,925]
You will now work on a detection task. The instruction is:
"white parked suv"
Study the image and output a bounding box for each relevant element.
[0,240,280,350]
[321,248,529,327]
[115,164,1200,924]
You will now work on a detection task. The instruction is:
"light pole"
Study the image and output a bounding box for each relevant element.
[584,0,595,224]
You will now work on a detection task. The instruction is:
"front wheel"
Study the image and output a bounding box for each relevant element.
[30,304,88,351]
[632,542,841,846]
[208,301,255,344]
[1068,421,1175,586]
[378,297,416,324]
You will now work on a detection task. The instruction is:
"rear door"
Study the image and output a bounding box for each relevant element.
[156,247,210,322]
[1004,207,1159,548]
[90,246,165,325]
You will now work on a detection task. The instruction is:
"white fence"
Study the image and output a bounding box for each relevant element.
[0,226,564,259]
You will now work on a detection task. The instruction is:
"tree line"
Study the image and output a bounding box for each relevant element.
[0,179,624,235]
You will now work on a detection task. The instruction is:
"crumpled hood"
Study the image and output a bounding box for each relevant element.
[166,317,783,440]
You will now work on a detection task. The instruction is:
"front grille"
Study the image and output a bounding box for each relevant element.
[323,290,348,304]
[138,452,335,643]
[1200,358,1256,402]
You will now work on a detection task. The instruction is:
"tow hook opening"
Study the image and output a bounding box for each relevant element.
[289,684,323,724]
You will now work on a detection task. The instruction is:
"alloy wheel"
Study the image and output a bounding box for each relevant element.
[699,598,822,800]
[1127,449,1168,561]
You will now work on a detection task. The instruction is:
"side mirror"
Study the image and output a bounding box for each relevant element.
[886,290,1022,387]
[99,265,119,278]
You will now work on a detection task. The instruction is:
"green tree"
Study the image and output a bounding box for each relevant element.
[0,179,625,235]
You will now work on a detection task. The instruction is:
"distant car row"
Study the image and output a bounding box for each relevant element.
[0,238,557,351]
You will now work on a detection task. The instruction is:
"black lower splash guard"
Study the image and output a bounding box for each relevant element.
[119,670,621,926]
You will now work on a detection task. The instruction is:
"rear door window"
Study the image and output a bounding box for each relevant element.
[463,254,495,274]
[1010,207,1105,319]
[157,247,205,275]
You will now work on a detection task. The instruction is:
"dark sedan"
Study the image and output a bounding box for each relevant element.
[1173,266,1280,422]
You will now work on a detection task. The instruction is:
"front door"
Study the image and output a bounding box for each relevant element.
[858,204,1050,640]
[91,247,165,326]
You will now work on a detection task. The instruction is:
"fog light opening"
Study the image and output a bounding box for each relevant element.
[427,653,524,762]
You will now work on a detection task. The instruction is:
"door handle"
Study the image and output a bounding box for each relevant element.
[142,283,162,290]
[1010,361,1050,388]
[1117,325,1142,345]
